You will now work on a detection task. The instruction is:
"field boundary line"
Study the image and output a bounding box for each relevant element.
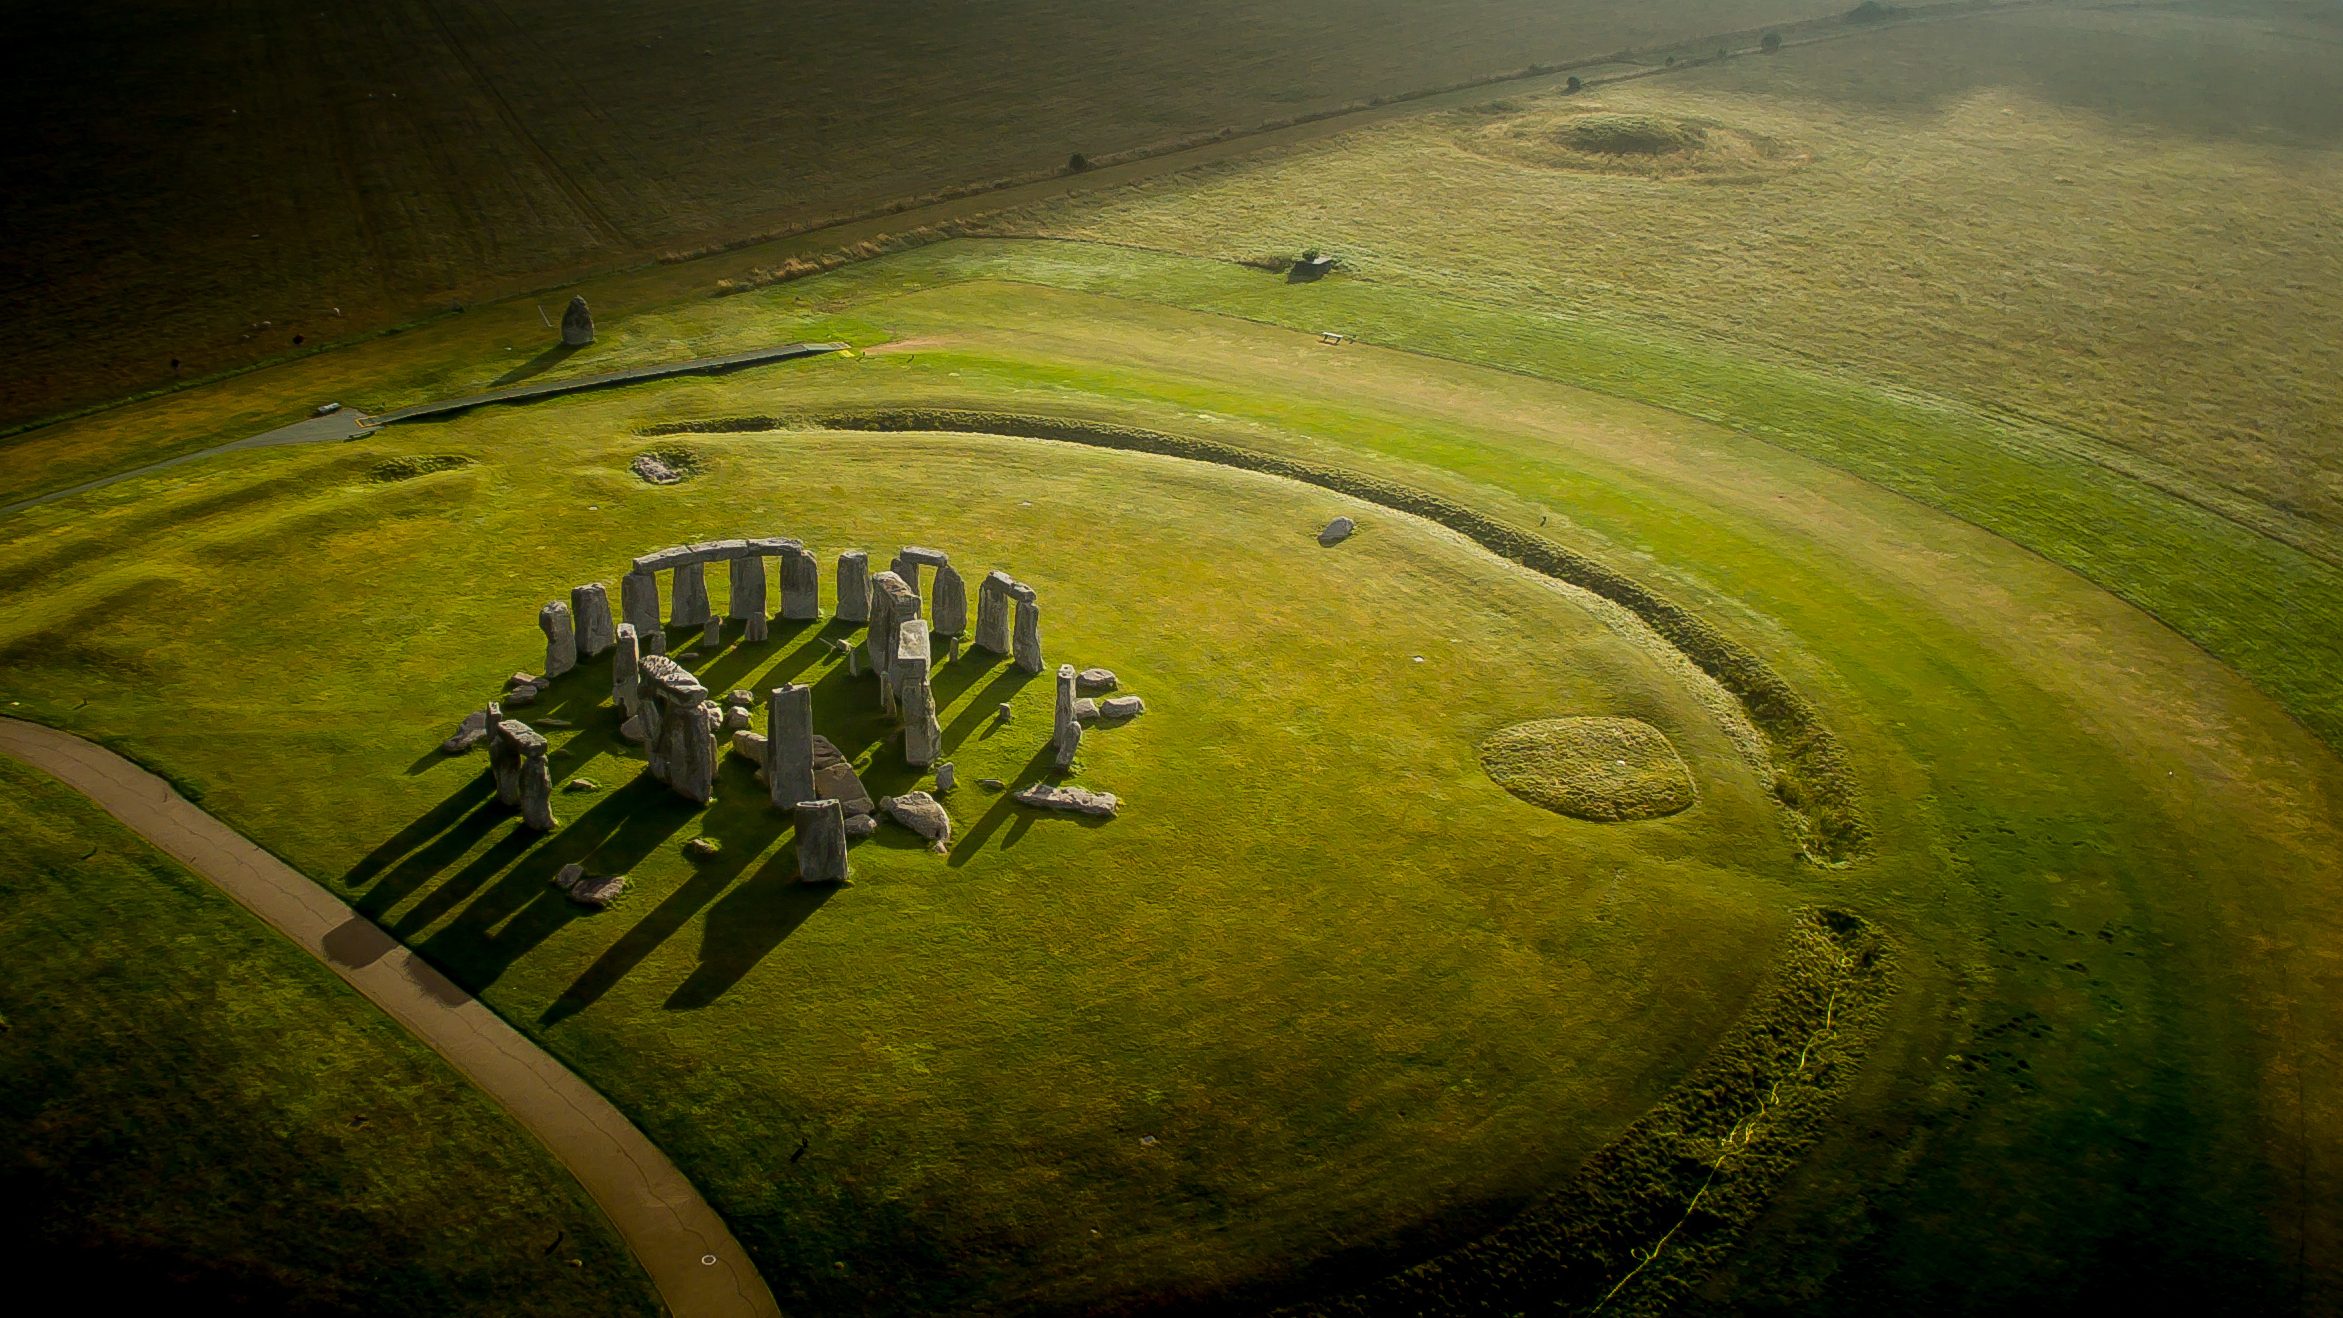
[0,717,781,1318]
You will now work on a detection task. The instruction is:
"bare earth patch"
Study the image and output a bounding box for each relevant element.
[1480,716,1696,821]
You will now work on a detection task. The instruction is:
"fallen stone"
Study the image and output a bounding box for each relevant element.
[1073,698,1099,722]
[809,734,872,816]
[503,685,539,708]
[1319,515,1356,546]
[731,729,767,759]
[723,689,755,708]
[552,863,628,909]
[844,812,877,839]
[1076,667,1118,693]
[564,777,602,792]
[722,706,754,734]
[979,777,1006,791]
[684,836,722,859]
[1100,695,1147,720]
[632,454,683,485]
[1013,783,1121,817]
[879,791,953,853]
[506,672,541,691]
[441,709,491,755]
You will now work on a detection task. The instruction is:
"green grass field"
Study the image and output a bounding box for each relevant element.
[0,758,654,1315]
[3,256,2337,1308]
[4,1,2341,1309]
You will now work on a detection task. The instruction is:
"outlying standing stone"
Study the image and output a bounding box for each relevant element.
[1013,783,1121,817]
[540,601,577,679]
[561,295,594,347]
[572,583,617,658]
[879,791,953,853]
[797,799,851,882]
[1319,515,1356,546]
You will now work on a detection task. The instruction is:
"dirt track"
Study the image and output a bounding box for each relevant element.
[0,717,780,1318]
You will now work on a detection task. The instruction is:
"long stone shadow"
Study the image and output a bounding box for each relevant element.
[346,774,496,888]
[664,850,835,1010]
[490,340,580,388]
[948,740,1064,867]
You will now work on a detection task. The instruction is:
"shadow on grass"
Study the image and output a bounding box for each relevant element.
[490,341,580,388]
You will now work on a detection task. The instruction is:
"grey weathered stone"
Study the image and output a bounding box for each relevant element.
[796,799,851,883]
[900,545,951,569]
[868,572,921,712]
[1076,667,1117,693]
[996,702,1013,722]
[441,708,489,755]
[880,791,953,853]
[844,812,877,839]
[504,685,539,708]
[934,762,956,793]
[572,583,617,658]
[1053,664,1081,769]
[723,688,754,708]
[899,620,940,768]
[974,570,1015,654]
[564,777,602,792]
[489,719,542,808]
[728,554,768,628]
[506,672,542,691]
[948,635,963,663]
[540,601,577,679]
[689,540,750,565]
[561,295,594,346]
[554,863,627,908]
[701,616,724,649]
[640,655,717,805]
[1013,596,1044,675]
[811,735,873,817]
[632,546,695,574]
[1319,515,1356,546]
[1013,783,1121,817]
[671,562,712,628]
[612,623,642,715]
[888,553,919,600]
[721,705,754,733]
[767,684,816,810]
[779,544,821,621]
[836,551,871,624]
[731,729,767,759]
[932,563,968,638]
[1073,697,1099,722]
[1100,695,1147,720]
[518,741,557,832]
[619,713,648,743]
[620,570,665,655]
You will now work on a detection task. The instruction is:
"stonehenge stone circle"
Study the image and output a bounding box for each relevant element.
[780,543,821,621]
[932,563,968,639]
[899,620,941,768]
[539,601,577,678]
[490,720,557,831]
[671,561,713,629]
[612,623,642,714]
[767,684,816,810]
[620,570,665,654]
[561,295,594,347]
[837,551,871,624]
[728,553,769,641]
[796,799,850,884]
[572,583,617,658]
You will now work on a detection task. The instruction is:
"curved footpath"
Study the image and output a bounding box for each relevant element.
[0,717,780,1318]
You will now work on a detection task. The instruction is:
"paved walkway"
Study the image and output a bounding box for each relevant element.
[0,340,846,517]
[0,718,781,1318]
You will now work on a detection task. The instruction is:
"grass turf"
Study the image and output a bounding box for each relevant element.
[1479,717,1697,821]
[0,757,654,1316]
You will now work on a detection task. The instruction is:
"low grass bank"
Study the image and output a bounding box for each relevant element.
[0,758,653,1315]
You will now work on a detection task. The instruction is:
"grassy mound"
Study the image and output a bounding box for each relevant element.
[367,454,472,482]
[1465,102,1807,181]
[1479,716,1696,821]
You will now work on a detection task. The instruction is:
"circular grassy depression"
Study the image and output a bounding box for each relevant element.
[1480,716,1697,821]
[1467,103,1808,181]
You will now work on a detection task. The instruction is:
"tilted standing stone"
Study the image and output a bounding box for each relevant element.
[780,544,821,621]
[539,601,577,678]
[612,623,642,715]
[795,799,849,884]
[1052,663,1081,769]
[728,554,769,642]
[899,620,941,768]
[766,684,816,810]
[571,583,617,658]
[671,562,712,629]
[1012,585,1044,675]
[561,295,594,347]
[620,570,665,655]
[867,572,921,712]
[932,563,968,639]
[836,551,871,624]
[974,570,1014,654]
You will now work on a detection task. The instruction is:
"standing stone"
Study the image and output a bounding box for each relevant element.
[571,583,617,658]
[932,564,968,639]
[1052,663,1081,769]
[729,555,769,642]
[671,563,712,629]
[837,551,871,624]
[766,684,816,810]
[539,601,577,679]
[779,544,821,621]
[935,762,956,793]
[1012,588,1044,675]
[612,623,642,715]
[639,655,718,805]
[899,620,940,768]
[795,799,849,884]
[889,553,919,601]
[974,570,1014,654]
[561,295,594,347]
[701,616,724,649]
[866,572,921,711]
[488,719,528,805]
[620,570,665,655]
[518,740,557,831]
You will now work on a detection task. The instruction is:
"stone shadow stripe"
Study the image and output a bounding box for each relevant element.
[645,407,1871,866]
[0,717,783,1318]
